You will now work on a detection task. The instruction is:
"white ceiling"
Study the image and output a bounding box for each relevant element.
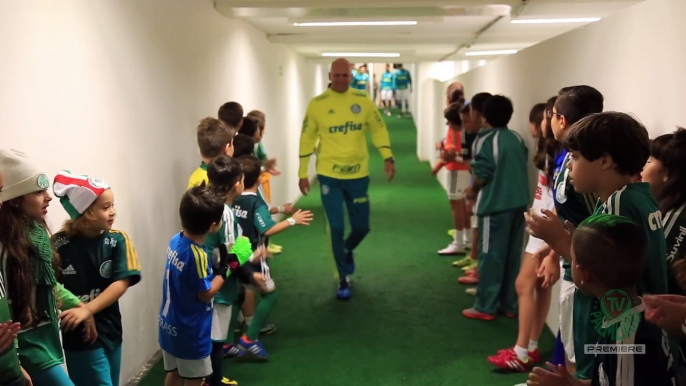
[214,0,643,63]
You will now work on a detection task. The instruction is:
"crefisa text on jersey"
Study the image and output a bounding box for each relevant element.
[328,121,363,134]
[166,247,185,272]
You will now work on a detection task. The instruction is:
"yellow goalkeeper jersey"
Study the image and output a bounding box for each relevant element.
[299,88,393,180]
[187,162,208,189]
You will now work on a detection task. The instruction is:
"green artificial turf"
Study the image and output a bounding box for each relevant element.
[138,108,553,386]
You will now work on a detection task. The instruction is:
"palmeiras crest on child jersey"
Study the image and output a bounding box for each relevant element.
[351,104,361,114]
[99,260,113,279]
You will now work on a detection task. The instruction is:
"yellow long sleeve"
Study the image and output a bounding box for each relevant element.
[298,103,319,179]
[366,101,393,160]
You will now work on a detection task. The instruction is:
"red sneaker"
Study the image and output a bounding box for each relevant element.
[487,348,531,372]
[495,347,540,363]
[529,348,540,363]
[458,275,479,284]
[464,269,477,276]
[462,308,495,321]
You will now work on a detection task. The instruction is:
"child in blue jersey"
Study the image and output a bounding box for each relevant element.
[159,186,231,386]
[52,171,141,386]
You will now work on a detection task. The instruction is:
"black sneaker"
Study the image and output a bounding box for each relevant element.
[345,251,355,275]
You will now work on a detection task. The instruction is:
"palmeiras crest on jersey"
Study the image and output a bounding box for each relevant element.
[555,178,567,204]
[351,104,361,114]
[100,260,113,279]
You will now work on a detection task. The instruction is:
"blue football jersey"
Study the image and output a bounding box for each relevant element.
[352,73,370,90]
[380,72,394,90]
[158,232,213,360]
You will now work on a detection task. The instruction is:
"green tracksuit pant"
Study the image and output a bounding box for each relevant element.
[474,207,526,315]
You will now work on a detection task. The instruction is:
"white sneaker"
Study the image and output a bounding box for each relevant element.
[438,243,466,255]
[465,287,477,296]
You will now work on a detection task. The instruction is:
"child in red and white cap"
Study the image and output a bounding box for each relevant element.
[52,170,141,386]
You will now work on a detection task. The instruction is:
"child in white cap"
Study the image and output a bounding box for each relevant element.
[0,149,89,386]
[51,170,141,386]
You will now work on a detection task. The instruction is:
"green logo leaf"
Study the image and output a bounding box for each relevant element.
[36,174,49,189]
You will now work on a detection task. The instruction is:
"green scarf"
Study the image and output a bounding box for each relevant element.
[28,221,58,323]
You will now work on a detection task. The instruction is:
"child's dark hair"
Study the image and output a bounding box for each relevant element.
[482,95,513,128]
[554,86,604,125]
[239,116,259,138]
[649,128,686,213]
[572,214,646,289]
[207,155,244,198]
[232,134,255,158]
[538,96,562,186]
[530,102,546,172]
[565,112,649,176]
[655,129,686,290]
[197,117,235,159]
[0,203,61,327]
[238,155,262,189]
[444,102,463,126]
[218,102,244,128]
[459,104,471,116]
[470,92,492,115]
[180,185,224,235]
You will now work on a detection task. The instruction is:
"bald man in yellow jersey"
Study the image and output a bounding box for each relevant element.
[299,58,396,300]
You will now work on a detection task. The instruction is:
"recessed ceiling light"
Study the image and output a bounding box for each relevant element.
[511,17,601,24]
[465,50,518,56]
[322,53,401,58]
[295,21,417,27]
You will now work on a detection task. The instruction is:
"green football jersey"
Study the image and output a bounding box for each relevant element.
[553,153,596,281]
[663,204,686,294]
[0,271,23,385]
[53,230,141,352]
[255,143,268,162]
[205,204,242,305]
[573,183,668,380]
[233,192,277,250]
[470,127,530,215]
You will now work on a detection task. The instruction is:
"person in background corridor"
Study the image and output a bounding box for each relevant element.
[379,64,395,116]
[298,58,396,300]
[393,63,412,118]
[351,64,370,94]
